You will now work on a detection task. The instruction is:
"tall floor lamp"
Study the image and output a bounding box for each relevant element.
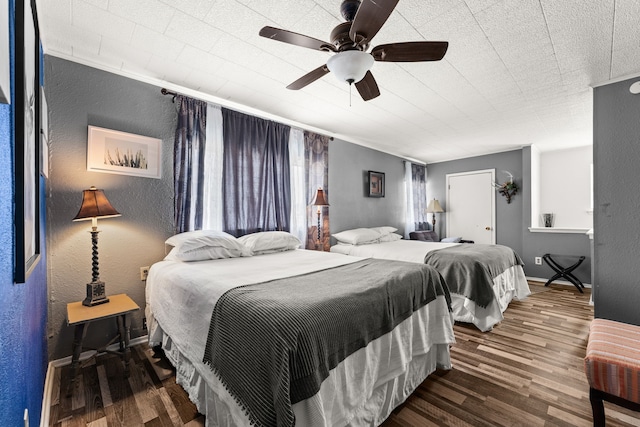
[426,198,444,236]
[310,188,329,251]
[73,186,121,306]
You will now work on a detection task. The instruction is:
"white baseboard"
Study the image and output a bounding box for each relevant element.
[40,334,148,427]
[526,276,592,288]
[39,361,55,427]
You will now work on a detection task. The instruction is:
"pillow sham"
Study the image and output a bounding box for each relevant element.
[165,230,251,260]
[369,226,398,236]
[238,231,301,255]
[441,236,462,243]
[332,228,381,245]
[164,245,248,262]
[379,232,403,242]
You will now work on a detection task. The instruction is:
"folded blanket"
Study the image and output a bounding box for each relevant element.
[203,258,450,427]
[424,243,523,308]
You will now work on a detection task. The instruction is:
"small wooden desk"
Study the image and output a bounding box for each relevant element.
[66,293,139,396]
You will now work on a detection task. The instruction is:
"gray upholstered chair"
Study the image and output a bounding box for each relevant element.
[409,231,472,243]
[409,230,439,242]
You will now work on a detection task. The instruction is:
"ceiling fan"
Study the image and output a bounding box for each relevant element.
[259,0,448,101]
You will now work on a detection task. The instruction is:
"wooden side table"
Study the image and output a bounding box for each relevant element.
[66,293,140,396]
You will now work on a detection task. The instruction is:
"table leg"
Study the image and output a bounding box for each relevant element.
[116,314,131,377]
[66,322,88,397]
[544,272,562,287]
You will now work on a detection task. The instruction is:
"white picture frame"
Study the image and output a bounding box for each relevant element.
[87,126,162,179]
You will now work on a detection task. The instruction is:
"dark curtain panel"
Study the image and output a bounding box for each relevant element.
[412,163,429,230]
[304,131,330,251]
[174,95,207,233]
[222,108,291,237]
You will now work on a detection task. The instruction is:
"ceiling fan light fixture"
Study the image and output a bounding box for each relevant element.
[327,50,374,84]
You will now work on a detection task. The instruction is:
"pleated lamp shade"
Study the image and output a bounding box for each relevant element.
[426,199,444,213]
[310,188,330,206]
[73,186,121,222]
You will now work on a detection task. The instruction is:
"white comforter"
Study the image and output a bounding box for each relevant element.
[331,240,530,331]
[146,249,455,427]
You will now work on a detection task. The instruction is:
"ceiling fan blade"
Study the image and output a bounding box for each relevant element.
[349,0,399,45]
[371,41,449,62]
[286,65,330,90]
[355,71,380,101]
[259,26,336,52]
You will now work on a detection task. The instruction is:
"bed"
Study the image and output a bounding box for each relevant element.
[329,228,530,332]
[145,230,455,427]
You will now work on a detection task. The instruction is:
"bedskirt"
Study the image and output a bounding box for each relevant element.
[450,264,529,331]
[147,295,454,427]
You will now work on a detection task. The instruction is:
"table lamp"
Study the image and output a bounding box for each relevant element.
[310,188,329,250]
[426,198,444,230]
[73,186,121,306]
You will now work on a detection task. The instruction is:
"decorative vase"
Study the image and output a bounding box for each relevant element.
[541,213,555,228]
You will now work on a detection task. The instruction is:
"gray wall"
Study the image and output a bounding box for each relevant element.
[329,139,406,238]
[45,56,176,359]
[426,148,591,283]
[593,76,640,325]
[426,150,524,255]
[520,147,591,283]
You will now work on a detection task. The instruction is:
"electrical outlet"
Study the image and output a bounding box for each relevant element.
[534,256,542,265]
[140,266,150,281]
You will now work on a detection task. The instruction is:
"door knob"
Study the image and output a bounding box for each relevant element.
[485,227,491,230]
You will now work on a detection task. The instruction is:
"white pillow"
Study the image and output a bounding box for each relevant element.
[441,236,462,243]
[379,232,403,242]
[370,226,398,236]
[238,231,301,255]
[165,230,251,261]
[164,245,248,262]
[332,228,381,245]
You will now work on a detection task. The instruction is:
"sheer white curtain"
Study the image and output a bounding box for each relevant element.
[404,161,415,239]
[288,128,307,246]
[202,103,224,230]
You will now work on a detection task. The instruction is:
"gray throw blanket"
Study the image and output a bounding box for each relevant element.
[423,243,523,308]
[202,258,450,427]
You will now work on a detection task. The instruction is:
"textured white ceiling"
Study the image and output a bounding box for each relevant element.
[36,0,640,163]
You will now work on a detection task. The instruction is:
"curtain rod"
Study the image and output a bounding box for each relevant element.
[160,88,178,102]
[159,87,334,141]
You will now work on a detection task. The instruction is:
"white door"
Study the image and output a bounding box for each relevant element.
[446,169,495,244]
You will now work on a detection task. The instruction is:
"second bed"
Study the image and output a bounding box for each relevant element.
[331,234,530,331]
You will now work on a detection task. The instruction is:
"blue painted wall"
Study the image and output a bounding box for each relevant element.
[0,0,48,425]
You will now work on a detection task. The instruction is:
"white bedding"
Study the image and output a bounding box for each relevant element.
[330,240,530,331]
[146,249,455,426]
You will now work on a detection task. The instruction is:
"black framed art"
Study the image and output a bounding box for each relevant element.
[368,171,385,197]
[0,0,10,104]
[14,0,40,283]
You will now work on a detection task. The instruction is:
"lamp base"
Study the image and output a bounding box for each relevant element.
[82,281,110,307]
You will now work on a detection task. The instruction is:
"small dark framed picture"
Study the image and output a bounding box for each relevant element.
[368,171,385,197]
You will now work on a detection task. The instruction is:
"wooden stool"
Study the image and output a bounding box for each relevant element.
[584,319,640,426]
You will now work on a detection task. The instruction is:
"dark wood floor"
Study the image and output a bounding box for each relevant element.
[49,283,640,426]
